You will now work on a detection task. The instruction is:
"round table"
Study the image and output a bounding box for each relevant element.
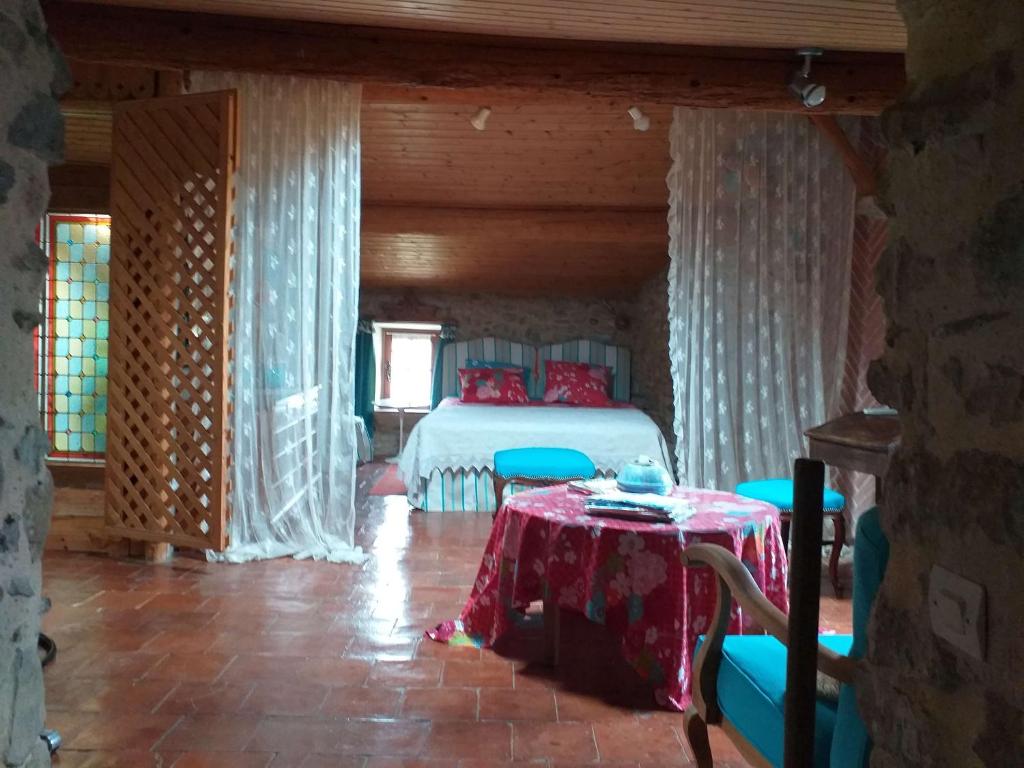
[428,484,789,710]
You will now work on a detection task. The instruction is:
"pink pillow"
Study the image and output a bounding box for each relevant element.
[458,367,530,405]
[542,361,613,406]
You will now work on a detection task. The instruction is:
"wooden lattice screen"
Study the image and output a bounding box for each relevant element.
[105,91,237,550]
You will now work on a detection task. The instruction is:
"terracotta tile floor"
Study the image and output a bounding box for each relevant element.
[43,464,852,767]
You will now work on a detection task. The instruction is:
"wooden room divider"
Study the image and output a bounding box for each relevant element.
[105,90,237,551]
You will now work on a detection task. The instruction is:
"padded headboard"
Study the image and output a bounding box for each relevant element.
[438,337,631,405]
[438,337,540,401]
[538,339,631,402]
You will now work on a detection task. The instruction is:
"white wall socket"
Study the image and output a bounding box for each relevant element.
[928,565,986,661]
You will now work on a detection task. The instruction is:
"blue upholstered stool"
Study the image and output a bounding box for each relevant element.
[735,478,848,596]
[492,447,597,516]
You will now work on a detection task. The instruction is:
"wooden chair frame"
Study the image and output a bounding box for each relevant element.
[491,473,590,519]
[779,510,848,597]
[680,544,858,768]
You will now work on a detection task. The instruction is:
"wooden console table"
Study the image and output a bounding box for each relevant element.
[804,412,902,497]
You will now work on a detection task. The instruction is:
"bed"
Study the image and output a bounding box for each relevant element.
[398,337,673,512]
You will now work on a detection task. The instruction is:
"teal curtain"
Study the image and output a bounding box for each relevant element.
[354,320,376,438]
[429,323,457,409]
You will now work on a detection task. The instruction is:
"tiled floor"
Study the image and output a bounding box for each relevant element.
[43,464,852,767]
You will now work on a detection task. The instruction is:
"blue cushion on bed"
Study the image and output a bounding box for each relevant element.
[466,358,531,385]
[494,447,596,481]
[735,478,846,512]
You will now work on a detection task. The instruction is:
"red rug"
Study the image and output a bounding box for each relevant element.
[369,464,408,496]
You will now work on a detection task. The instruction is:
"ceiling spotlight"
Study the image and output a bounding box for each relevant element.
[628,105,650,132]
[470,106,491,131]
[789,47,827,108]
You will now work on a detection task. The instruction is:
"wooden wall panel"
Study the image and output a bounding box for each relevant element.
[49,163,111,213]
[106,90,236,551]
[361,206,667,296]
[81,0,906,52]
[361,232,665,297]
[63,107,113,165]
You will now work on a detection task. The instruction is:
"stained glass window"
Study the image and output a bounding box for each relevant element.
[37,213,111,462]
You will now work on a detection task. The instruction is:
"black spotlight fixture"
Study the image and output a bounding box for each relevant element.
[789,47,827,108]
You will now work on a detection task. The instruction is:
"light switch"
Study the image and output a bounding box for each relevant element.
[928,565,986,660]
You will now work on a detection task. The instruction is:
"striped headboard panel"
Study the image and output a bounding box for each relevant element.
[438,337,540,401]
[538,339,632,402]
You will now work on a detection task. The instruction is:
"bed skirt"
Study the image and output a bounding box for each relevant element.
[407,467,615,513]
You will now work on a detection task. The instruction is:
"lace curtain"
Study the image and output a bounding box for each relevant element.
[191,72,365,563]
[666,109,855,489]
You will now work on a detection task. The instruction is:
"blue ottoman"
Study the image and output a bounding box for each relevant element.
[492,447,596,516]
[735,478,847,596]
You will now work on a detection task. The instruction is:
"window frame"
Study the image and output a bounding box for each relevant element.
[376,324,440,405]
[37,212,112,464]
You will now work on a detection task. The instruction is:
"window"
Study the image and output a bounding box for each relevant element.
[36,213,112,462]
[375,323,440,407]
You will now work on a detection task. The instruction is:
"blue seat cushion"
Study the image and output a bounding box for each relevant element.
[735,478,846,512]
[697,633,853,768]
[494,447,596,481]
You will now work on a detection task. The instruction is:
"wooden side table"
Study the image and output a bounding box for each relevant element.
[804,412,901,588]
[804,412,901,499]
[374,398,429,463]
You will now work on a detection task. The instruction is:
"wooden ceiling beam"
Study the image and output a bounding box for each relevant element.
[44,2,904,114]
[809,115,879,198]
[362,206,666,243]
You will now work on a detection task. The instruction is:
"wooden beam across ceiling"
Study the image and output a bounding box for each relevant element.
[45,2,904,114]
[809,115,879,199]
[363,206,666,243]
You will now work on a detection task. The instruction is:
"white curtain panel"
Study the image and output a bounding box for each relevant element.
[666,109,855,490]
[192,72,365,563]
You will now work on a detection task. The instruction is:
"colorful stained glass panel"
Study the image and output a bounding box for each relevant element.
[39,213,111,461]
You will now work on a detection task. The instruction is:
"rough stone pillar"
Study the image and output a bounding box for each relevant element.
[863,1,1024,765]
[0,2,66,766]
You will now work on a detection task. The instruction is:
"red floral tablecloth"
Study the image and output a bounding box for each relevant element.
[427,484,789,710]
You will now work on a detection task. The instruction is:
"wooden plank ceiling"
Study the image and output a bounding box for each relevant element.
[360,97,671,297]
[59,62,672,297]
[78,0,906,53]
[52,0,904,297]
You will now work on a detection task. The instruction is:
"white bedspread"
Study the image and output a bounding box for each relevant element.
[398,401,673,487]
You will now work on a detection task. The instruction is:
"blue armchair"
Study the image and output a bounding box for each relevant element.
[680,508,889,767]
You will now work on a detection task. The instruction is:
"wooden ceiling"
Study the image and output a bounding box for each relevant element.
[360,95,671,295]
[77,0,906,52]
[57,61,672,297]
[361,99,672,209]
[53,0,900,298]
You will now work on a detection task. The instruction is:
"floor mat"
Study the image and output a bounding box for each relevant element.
[369,463,408,496]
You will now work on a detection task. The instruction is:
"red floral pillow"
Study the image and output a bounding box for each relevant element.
[458,367,530,405]
[542,361,613,406]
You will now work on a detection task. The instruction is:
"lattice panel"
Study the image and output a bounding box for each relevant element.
[106,91,236,551]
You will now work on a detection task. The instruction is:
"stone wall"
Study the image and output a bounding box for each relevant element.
[360,289,634,347]
[630,269,676,466]
[0,2,66,766]
[862,2,1024,765]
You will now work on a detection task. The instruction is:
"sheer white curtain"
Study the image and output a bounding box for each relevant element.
[192,72,365,563]
[667,109,855,490]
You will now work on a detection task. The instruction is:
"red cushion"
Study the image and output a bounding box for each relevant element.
[458,367,530,404]
[542,361,613,406]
